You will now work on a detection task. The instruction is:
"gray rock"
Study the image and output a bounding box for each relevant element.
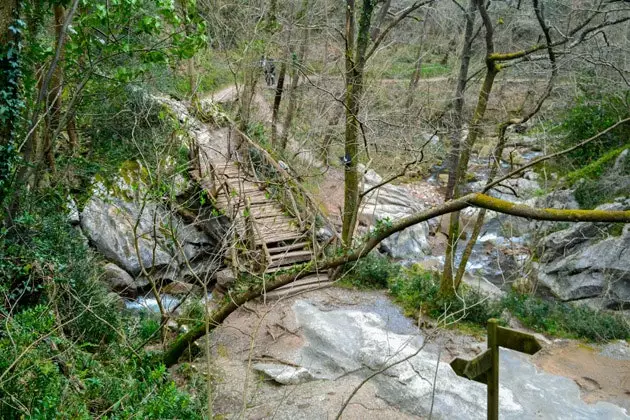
[536,206,630,306]
[162,281,198,296]
[613,149,629,173]
[533,189,579,210]
[102,263,143,296]
[600,340,630,361]
[288,301,628,419]
[316,226,334,242]
[359,165,431,260]
[106,292,126,310]
[216,268,236,290]
[179,258,221,285]
[67,197,80,225]
[462,273,505,300]
[81,194,214,276]
[254,364,316,385]
[81,196,173,275]
[501,148,527,165]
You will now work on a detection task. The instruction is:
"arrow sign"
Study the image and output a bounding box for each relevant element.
[450,350,491,384]
[496,326,542,355]
[449,319,543,420]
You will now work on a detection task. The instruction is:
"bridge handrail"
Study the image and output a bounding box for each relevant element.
[233,127,341,251]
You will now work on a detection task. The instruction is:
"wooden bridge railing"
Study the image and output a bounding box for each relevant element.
[232,127,342,260]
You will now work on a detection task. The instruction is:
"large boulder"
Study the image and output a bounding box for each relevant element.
[536,199,630,308]
[359,165,431,260]
[81,194,214,277]
[101,262,147,297]
[282,301,627,419]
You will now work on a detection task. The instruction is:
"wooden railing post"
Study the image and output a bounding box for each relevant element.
[487,319,499,420]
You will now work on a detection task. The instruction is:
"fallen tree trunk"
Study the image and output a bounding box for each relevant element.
[163,192,630,366]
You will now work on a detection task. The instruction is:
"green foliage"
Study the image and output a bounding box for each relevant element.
[502,293,630,341]
[153,50,234,99]
[554,93,630,170]
[138,315,161,341]
[573,179,611,209]
[388,265,502,325]
[341,253,400,289]
[247,121,270,147]
[388,265,629,341]
[0,193,207,418]
[565,146,629,185]
[1,192,120,344]
[0,13,25,208]
[376,46,451,80]
[0,308,207,418]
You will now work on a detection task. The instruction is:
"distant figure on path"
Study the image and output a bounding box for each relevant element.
[261,55,276,86]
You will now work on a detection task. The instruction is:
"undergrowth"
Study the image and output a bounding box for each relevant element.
[0,191,207,418]
[342,258,630,341]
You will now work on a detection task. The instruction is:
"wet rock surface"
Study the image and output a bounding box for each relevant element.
[80,182,222,293]
[359,165,432,260]
[206,288,629,419]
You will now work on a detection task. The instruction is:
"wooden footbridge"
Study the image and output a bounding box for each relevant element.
[191,127,339,298]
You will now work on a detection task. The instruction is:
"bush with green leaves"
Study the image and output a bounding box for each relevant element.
[342,253,401,289]
[388,265,502,326]
[1,192,121,344]
[555,93,630,170]
[502,293,629,341]
[387,265,628,341]
[0,305,207,418]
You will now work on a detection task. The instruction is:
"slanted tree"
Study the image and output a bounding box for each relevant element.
[440,0,630,297]
[163,158,630,366]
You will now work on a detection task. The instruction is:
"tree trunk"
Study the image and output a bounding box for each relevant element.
[370,0,391,41]
[67,111,78,154]
[444,0,477,202]
[320,110,342,165]
[405,9,430,109]
[441,0,497,297]
[1,0,20,214]
[279,52,302,150]
[42,4,66,175]
[279,0,311,151]
[271,59,287,146]
[341,0,375,246]
[452,0,558,288]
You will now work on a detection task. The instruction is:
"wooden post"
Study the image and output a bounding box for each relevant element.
[487,318,499,420]
[451,319,541,419]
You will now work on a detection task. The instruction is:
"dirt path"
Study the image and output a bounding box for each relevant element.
[534,340,630,411]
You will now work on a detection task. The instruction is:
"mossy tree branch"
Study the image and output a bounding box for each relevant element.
[163,192,630,366]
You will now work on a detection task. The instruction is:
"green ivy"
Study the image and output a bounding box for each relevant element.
[0,12,25,206]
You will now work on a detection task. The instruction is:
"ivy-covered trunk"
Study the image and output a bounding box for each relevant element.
[341,0,375,246]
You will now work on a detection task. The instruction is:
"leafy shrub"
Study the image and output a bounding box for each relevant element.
[502,293,629,341]
[0,308,207,418]
[387,265,628,341]
[574,174,630,209]
[388,265,502,325]
[555,93,630,169]
[139,315,162,341]
[565,146,629,185]
[1,192,121,345]
[342,253,400,289]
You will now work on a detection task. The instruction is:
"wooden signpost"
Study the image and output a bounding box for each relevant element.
[450,319,542,420]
